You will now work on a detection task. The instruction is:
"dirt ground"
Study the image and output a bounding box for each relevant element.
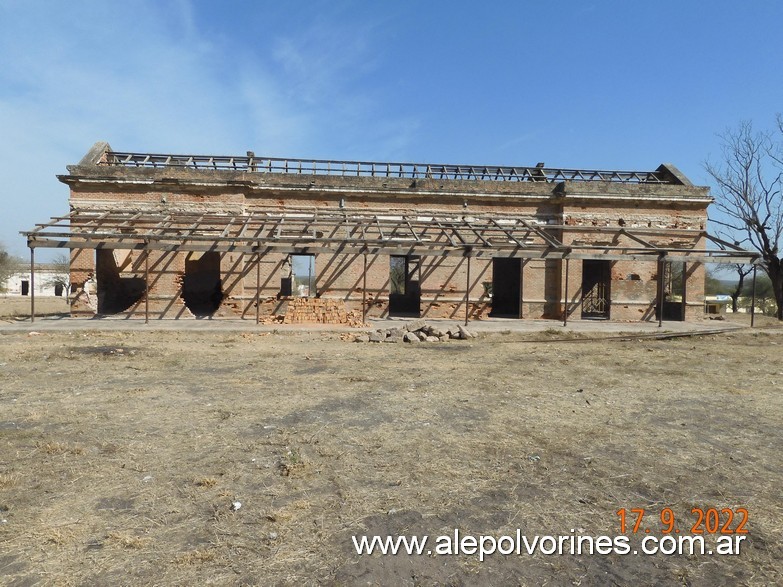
[1,324,782,586]
[0,296,69,319]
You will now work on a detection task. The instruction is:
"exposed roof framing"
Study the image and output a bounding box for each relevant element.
[23,209,758,265]
[101,151,674,185]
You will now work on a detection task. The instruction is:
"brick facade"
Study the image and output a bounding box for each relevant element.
[57,143,714,323]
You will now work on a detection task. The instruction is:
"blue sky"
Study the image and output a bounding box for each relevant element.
[1,0,782,258]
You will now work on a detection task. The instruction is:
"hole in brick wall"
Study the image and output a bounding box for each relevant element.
[626,273,641,281]
[96,250,145,314]
[290,254,316,297]
[182,252,223,316]
[389,255,421,317]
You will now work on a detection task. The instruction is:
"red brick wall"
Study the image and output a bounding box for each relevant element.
[66,172,710,323]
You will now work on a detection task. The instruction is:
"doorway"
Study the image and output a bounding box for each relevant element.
[581,260,611,319]
[658,260,686,321]
[389,255,421,317]
[490,258,521,317]
[182,252,223,316]
[96,249,146,314]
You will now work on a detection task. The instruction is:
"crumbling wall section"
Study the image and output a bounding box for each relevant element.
[69,248,96,316]
[562,201,707,321]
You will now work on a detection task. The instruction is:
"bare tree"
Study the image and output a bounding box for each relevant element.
[0,249,14,291]
[0,245,24,292]
[727,263,753,313]
[42,253,71,296]
[705,118,783,320]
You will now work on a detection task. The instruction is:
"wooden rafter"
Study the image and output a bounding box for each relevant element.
[22,208,760,265]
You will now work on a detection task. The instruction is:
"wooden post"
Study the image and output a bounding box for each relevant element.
[255,253,261,325]
[657,256,665,328]
[464,252,471,326]
[562,257,569,327]
[29,247,35,323]
[362,253,368,324]
[750,264,757,328]
[144,248,150,324]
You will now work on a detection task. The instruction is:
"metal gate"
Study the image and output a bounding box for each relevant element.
[582,280,608,315]
[581,260,611,319]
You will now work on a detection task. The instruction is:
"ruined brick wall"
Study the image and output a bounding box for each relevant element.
[561,199,708,322]
[62,155,712,323]
[69,248,96,316]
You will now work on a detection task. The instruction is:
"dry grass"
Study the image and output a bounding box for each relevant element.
[0,296,69,319]
[106,531,151,549]
[0,473,20,489]
[173,549,217,565]
[0,327,782,585]
[39,441,85,455]
[193,476,218,488]
[42,527,75,546]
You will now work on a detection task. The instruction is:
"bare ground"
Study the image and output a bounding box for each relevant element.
[0,326,782,586]
[0,297,69,320]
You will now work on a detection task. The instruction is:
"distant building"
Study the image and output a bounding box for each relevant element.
[2,265,66,297]
[22,142,756,322]
[704,294,731,315]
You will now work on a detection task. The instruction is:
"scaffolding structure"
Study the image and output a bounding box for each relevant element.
[22,207,759,325]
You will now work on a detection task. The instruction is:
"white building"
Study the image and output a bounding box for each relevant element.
[2,265,67,297]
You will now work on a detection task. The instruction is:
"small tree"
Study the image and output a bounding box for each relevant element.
[740,272,776,316]
[719,263,754,313]
[705,118,783,320]
[0,252,10,292]
[0,246,22,293]
[43,253,71,296]
[704,269,725,296]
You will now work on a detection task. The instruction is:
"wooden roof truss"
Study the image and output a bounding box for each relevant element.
[23,209,758,264]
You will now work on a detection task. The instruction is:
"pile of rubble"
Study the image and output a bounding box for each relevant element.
[354,319,476,343]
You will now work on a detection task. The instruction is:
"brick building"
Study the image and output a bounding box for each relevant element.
[23,142,755,324]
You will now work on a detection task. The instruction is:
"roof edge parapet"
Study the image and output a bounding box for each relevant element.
[655,164,692,186]
[73,141,112,168]
[77,147,689,186]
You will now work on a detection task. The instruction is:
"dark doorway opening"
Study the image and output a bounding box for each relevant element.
[54,283,64,297]
[657,261,686,321]
[96,249,146,314]
[389,255,421,317]
[183,252,223,316]
[490,258,521,317]
[581,260,611,319]
[21,280,29,296]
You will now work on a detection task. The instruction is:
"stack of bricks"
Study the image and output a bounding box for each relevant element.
[283,298,365,326]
